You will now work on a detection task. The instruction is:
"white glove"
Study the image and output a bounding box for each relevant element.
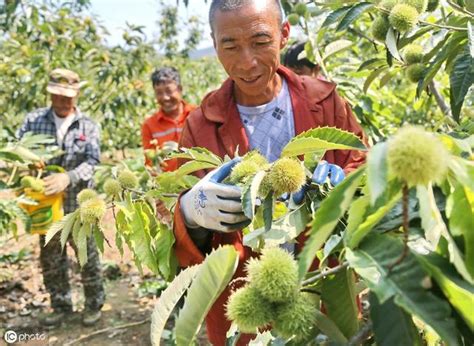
[180,158,250,233]
[43,173,70,195]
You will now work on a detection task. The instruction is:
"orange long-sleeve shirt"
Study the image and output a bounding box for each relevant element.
[141,101,196,171]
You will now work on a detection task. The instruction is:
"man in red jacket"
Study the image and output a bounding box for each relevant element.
[173,0,367,344]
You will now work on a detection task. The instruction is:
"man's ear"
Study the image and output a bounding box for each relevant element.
[280,21,290,49]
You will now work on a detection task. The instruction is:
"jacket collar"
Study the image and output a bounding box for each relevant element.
[199,65,335,157]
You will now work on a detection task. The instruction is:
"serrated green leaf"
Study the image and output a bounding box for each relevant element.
[60,211,77,249]
[323,39,353,61]
[346,181,402,249]
[170,147,223,166]
[298,167,365,279]
[175,246,239,345]
[314,310,348,343]
[363,66,388,93]
[367,142,388,205]
[175,160,218,177]
[321,6,352,28]
[93,225,104,253]
[45,211,75,246]
[417,185,473,284]
[450,45,473,121]
[321,268,359,338]
[242,170,266,219]
[416,253,474,330]
[370,294,422,346]
[385,27,402,62]
[357,58,386,72]
[336,2,373,32]
[150,265,200,346]
[447,184,474,277]
[282,126,366,157]
[347,235,461,345]
[154,223,176,280]
[130,202,159,274]
[77,223,89,267]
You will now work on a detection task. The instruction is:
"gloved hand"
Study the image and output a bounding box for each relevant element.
[292,161,345,204]
[43,173,70,196]
[180,158,250,232]
[312,160,345,185]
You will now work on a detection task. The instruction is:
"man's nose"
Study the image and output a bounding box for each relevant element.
[239,48,258,71]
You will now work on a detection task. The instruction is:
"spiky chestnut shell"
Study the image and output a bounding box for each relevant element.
[103,179,122,197]
[403,44,424,64]
[401,0,428,13]
[273,292,318,340]
[387,126,449,186]
[118,170,138,189]
[294,3,308,16]
[287,13,300,26]
[77,189,98,205]
[225,285,273,333]
[21,176,45,193]
[268,158,306,196]
[246,247,299,303]
[389,4,419,32]
[229,152,269,185]
[371,16,390,41]
[80,197,106,224]
[406,63,425,83]
[380,0,398,11]
[426,0,439,11]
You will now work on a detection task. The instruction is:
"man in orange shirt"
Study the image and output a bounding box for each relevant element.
[141,67,195,171]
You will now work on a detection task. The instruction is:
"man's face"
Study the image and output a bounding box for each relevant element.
[154,81,183,115]
[212,1,290,105]
[51,94,75,117]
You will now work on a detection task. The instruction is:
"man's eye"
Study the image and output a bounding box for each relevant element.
[224,46,236,50]
[256,41,270,46]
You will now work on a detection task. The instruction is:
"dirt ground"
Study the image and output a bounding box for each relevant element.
[0,209,184,346]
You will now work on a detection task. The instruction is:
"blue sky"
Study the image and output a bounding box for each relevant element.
[88,0,213,48]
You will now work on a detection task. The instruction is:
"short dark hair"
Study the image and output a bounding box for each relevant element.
[209,0,283,31]
[151,67,181,88]
[283,42,317,69]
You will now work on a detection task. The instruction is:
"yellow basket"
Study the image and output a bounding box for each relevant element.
[20,189,64,235]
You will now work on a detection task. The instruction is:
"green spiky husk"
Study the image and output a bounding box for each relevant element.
[401,0,428,13]
[403,44,424,64]
[294,3,308,16]
[389,4,419,32]
[268,158,306,196]
[103,179,122,197]
[246,247,299,303]
[287,13,300,26]
[406,63,425,82]
[80,197,106,224]
[77,189,98,205]
[426,0,439,11]
[371,16,390,41]
[118,170,138,189]
[273,292,318,340]
[226,285,274,333]
[387,126,449,186]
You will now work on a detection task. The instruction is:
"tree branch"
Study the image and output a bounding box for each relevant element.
[302,262,349,286]
[428,80,453,120]
[447,0,474,17]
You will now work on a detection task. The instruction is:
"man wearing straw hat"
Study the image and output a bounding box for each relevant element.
[17,68,105,327]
